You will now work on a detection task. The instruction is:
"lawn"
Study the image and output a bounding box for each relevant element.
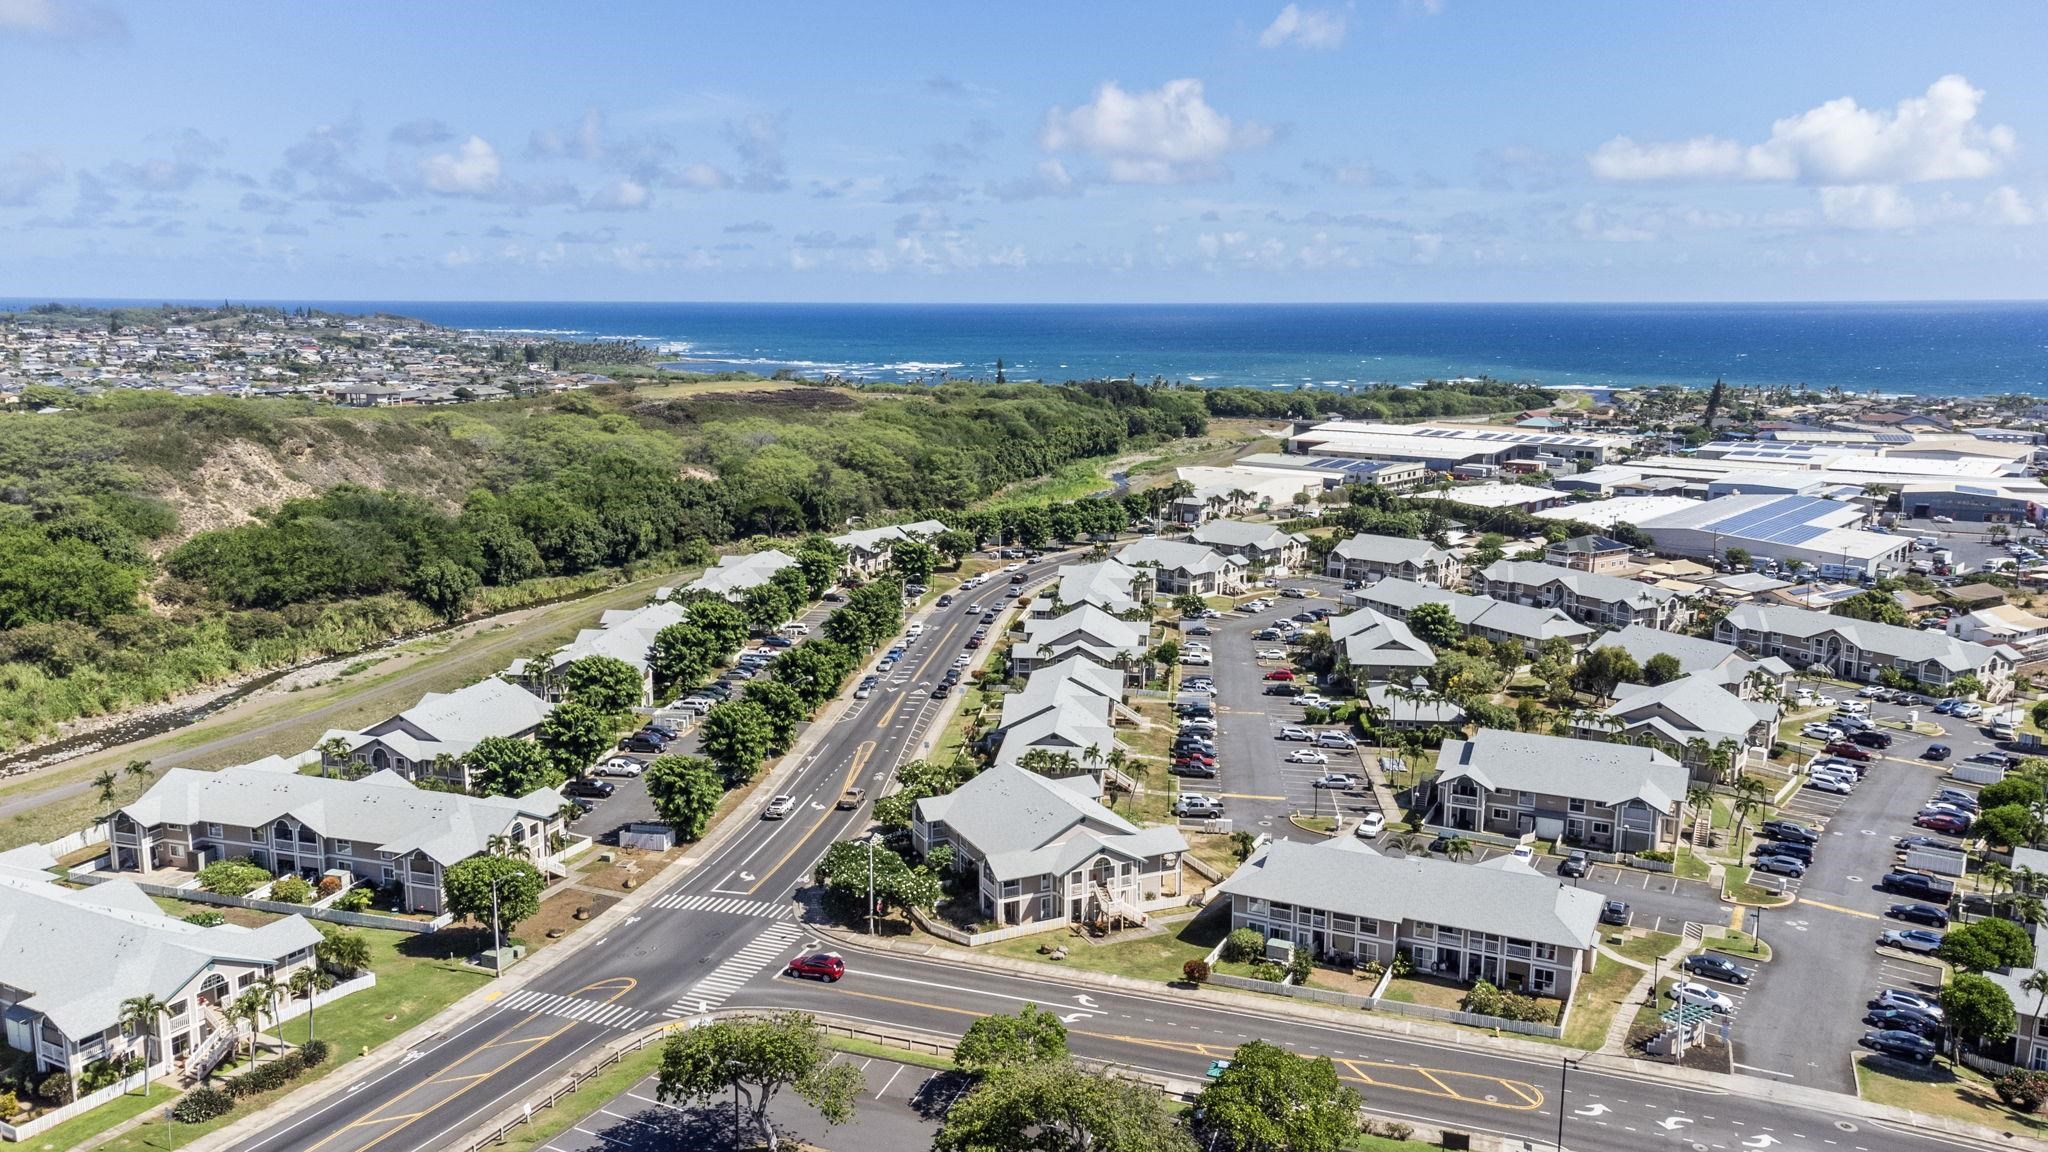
[16,1081,176,1152]
[979,907,1228,985]
[1377,974,1468,1011]
[1854,1055,2048,1136]
[1703,927,1772,961]
[1560,949,1659,1050]
[1607,930,1682,968]
[828,1035,955,1072]
[82,927,489,1152]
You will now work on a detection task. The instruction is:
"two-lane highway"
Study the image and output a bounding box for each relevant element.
[227,551,1074,1152]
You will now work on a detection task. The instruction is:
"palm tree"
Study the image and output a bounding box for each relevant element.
[1389,832,1426,858]
[1685,785,1713,843]
[119,994,171,1090]
[1731,776,1770,851]
[231,989,268,1062]
[2010,895,2048,928]
[484,834,513,858]
[317,736,354,779]
[1082,744,1102,772]
[92,769,120,819]
[251,975,284,1062]
[122,758,154,796]
[2022,969,2048,1032]
[289,967,335,1043]
[1981,860,2013,899]
[1442,836,1475,863]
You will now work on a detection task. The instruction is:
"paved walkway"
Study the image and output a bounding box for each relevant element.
[1598,931,1700,1055]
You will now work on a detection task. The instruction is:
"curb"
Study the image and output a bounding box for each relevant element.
[806,919,2048,1151]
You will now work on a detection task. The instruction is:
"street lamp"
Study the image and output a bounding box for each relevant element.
[1555,1054,1581,1151]
[866,834,878,937]
[489,874,501,978]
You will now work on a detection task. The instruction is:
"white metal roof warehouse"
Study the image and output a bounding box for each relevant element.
[1636,493,1910,578]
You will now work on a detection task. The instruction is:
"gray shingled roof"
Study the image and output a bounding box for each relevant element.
[1330,534,1453,566]
[1433,730,1687,813]
[915,764,1185,882]
[1593,624,1745,675]
[1216,838,1602,950]
[1357,578,1593,645]
[1480,560,1677,609]
[1724,602,2016,673]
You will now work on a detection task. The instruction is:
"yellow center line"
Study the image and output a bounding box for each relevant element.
[746,741,875,896]
[309,977,637,1152]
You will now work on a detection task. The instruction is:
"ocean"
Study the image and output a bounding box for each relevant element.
[12,299,2048,395]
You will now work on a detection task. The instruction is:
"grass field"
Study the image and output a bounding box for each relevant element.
[1854,1055,2048,1136]
[978,908,1228,985]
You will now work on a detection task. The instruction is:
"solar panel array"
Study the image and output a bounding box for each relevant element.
[1704,495,1847,545]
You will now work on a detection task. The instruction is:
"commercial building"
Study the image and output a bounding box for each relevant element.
[1896,483,2042,525]
[1286,420,1627,470]
[1634,494,1909,578]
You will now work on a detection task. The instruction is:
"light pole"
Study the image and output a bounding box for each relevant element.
[866,834,878,937]
[489,874,502,977]
[1555,1054,1580,1151]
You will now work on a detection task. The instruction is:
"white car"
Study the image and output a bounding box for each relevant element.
[1312,773,1361,790]
[1180,652,1212,666]
[1808,774,1853,795]
[1859,685,1887,698]
[593,757,644,778]
[1256,648,1288,660]
[1287,749,1330,765]
[1801,723,1844,742]
[762,794,797,820]
[1814,695,1837,709]
[1666,982,1736,1014]
[1316,731,1357,749]
[1295,694,1335,709]
[1278,726,1314,741]
[1354,811,1386,839]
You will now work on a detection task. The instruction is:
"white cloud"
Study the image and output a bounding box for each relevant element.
[419,136,502,195]
[0,151,64,206]
[1260,4,1346,49]
[1041,79,1270,183]
[1985,185,2038,227]
[586,177,650,211]
[1818,185,1921,230]
[988,159,1078,202]
[1592,75,2014,185]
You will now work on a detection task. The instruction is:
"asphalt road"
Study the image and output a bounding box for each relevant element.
[226,567,2010,1152]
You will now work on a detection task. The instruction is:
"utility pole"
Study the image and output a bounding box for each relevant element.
[866,835,877,937]
[1555,1054,1579,1151]
[490,875,502,977]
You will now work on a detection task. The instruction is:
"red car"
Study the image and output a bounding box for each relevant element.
[1263,669,1295,681]
[786,952,846,982]
[1913,813,1969,834]
[1824,743,1874,762]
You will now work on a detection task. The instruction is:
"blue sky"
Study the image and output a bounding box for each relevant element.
[2,0,2045,302]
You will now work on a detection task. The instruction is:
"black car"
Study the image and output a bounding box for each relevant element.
[1263,683,1304,697]
[564,778,615,800]
[1923,744,1952,761]
[646,721,682,739]
[1558,853,1591,878]
[1863,1008,1945,1040]
[1895,834,1961,854]
[1860,1029,1937,1063]
[1881,871,1955,900]
[1599,899,1631,926]
[1752,840,1814,863]
[618,731,668,754]
[1849,730,1893,749]
[1760,819,1818,845]
[1887,902,1951,928]
[1682,955,1752,985]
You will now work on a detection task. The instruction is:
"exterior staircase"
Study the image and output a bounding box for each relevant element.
[180,1005,238,1085]
[1088,882,1148,930]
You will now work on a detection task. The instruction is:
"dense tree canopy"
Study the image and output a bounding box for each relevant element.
[442,854,544,939]
[643,754,724,840]
[463,736,563,798]
[657,1013,862,1152]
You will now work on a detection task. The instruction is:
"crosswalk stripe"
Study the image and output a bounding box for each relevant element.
[495,989,649,1030]
[662,923,804,1018]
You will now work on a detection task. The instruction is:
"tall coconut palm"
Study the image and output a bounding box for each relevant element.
[231,989,269,1062]
[119,994,171,1090]
[2023,969,2048,1031]
[289,967,335,1044]
[317,736,354,780]
[251,975,284,1062]
[122,758,154,796]
[1442,836,1475,863]
[92,769,120,819]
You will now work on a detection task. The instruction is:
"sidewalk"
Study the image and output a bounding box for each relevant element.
[1596,933,1698,1055]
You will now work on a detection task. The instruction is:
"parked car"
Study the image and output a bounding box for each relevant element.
[1872,988,1945,1018]
[763,794,797,820]
[1801,723,1844,742]
[1922,744,1952,761]
[1913,812,1970,834]
[1752,840,1813,863]
[1599,899,1631,926]
[1174,795,1226,819]
[1286,749,1330,765]
[1860,1029,1937,1063]
[1881,871,1955,900]
[1933,698,1961,715]
[1256,648,1288,660]
[786,952,846,982]
[1850,730,1893,749]
[1683,955,1753,984]
[1559,851,1591,878]
[1666,982,1736,1014]
[1954,702,1984,719]
[1263,668,1295,681]
[1808,774,1853,795]
[618,731,668,754]
[1754,854,1807,877]
[1761,819,1819,844]
[1824,742,1874,762]
[563,778,614,800]
[1354,811,1386,838]
[594,757,644,777]
[1312,773,1361,790]
[1896,834,1961,854]
[1263,683,1304,697]
[1278,726,1313,741]
[1315,731,1357,749]
[1887,902,1951,928]
[1170,761,1218,778]
[1862,1008,1945,1040]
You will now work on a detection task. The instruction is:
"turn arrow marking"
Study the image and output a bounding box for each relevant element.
[1655,1117,1693,1131]
[1743,1137,1781,1149]
[1573,1103,1611,1117]
[1075,994,1100,1009]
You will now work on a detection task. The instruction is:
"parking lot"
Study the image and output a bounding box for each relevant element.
[1174,579,1382,839]
[1726,685,1990,1092]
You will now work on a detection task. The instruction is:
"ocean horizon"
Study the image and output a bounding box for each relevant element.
[6,298,2047,396]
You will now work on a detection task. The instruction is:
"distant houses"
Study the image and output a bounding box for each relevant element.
[317,676,551,791]
[1352,577,1593,656]
[1325,534,1464,587]
[684,549,801,599]
[1429,730,1689,854]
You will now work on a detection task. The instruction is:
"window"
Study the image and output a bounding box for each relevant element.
[251,827,267,842]
[381,866,395,883]
[1568,798,1586,813]
[1535,943,1559,961]
[379,850,395,861]
[331,840,352,856]
[207,823,223,839]
[1592,822,1612,836]
[1490,807,1510,822]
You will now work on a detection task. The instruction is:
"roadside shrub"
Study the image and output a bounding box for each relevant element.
[1996,1070,2048,1112]
[1363,1119,1415,1141]
[300,1039,330,1068]
[1222,928,1265,964]
[196,858,271,897]
[225,1050,306,1098]
[1182,959,1210,984]
[1250,960,1286,983]
[335,887,373,912]
[36,1072,71,1104]
[0,1091,19,1120]
[172,1085,234,1123]
[1633,849,1674,863]
[270,875,313,904]
[1286,947,1313,984]
[1462,980,1555,1023]
[1228,830,1258,862]
[183,910,228,927]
